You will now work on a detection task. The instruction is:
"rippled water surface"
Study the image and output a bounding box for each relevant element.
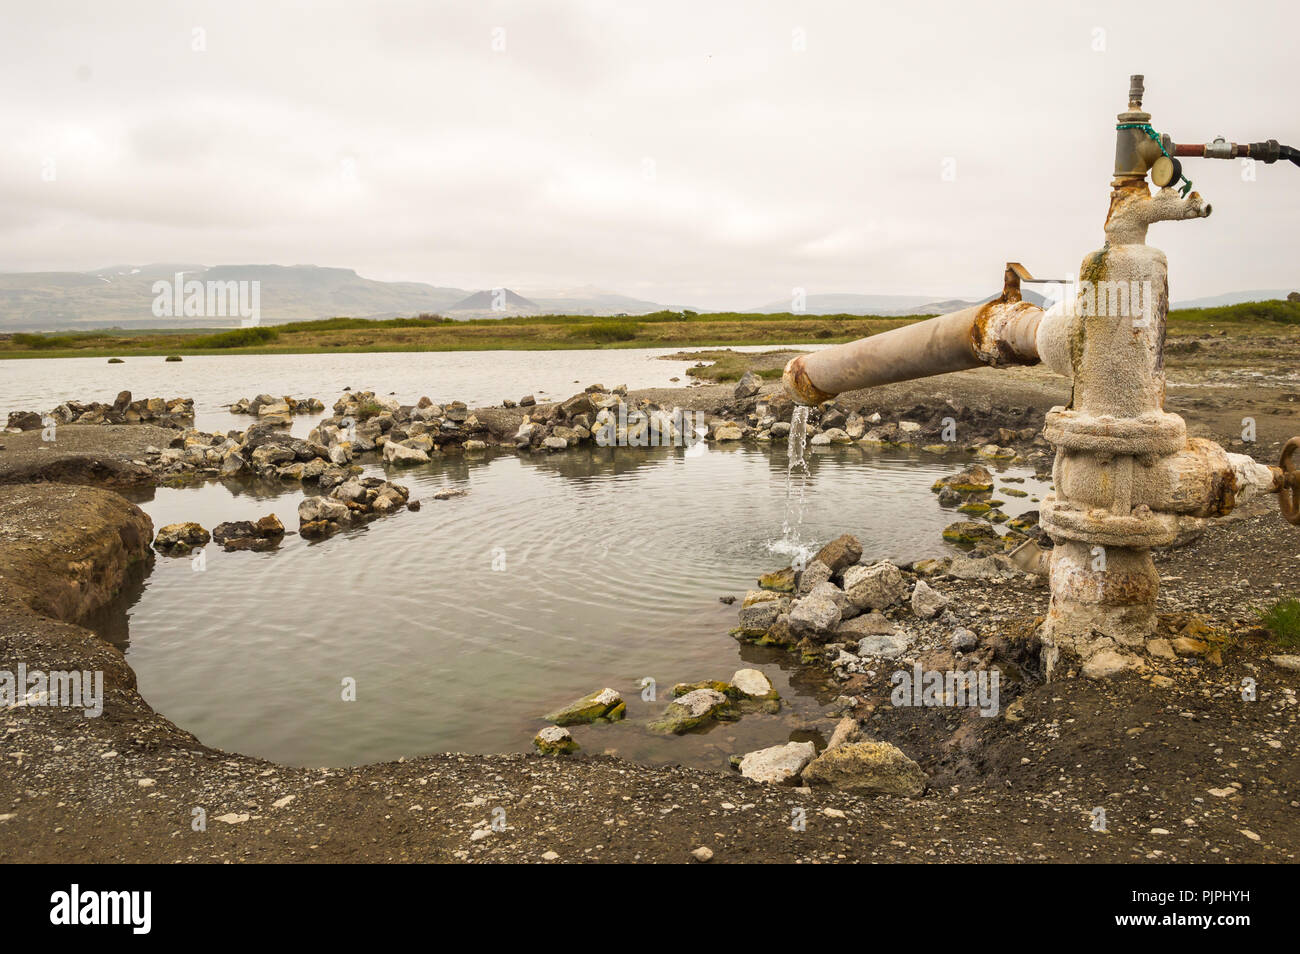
[102,443,1041,769]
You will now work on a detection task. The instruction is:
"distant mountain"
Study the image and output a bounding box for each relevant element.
[0,265,469,330]
[444,288,540,318]
[749,293,938,316]
[748,290,1057,316]
[518,284,669,316]
[1171,289,1297,309]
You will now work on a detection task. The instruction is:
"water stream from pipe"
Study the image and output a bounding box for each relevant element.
[772,404,814,566]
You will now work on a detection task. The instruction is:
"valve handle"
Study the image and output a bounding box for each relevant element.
[1280,437,1300,526]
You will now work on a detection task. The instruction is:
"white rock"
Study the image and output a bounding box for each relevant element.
[789,593,842,637]
[738,741,816,784]
[674,688,727,718]
[843,561,907,610]
[857,630,914,659]
[1082,649,1133,679]
[731,668,774,698]
[910,579,950,619]
[383,440,429,465]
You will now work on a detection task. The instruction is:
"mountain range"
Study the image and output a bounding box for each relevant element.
[0,264,1290,331]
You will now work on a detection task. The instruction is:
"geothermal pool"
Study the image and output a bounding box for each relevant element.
[98,442,1044,770]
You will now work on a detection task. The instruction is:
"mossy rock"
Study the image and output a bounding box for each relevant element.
[931,464,994,495]
[913,557,950,576]
[543,688,626,726]
[1007,513,1039,533]
[920,444,951,455]
[758,566,796,593]
[648,688,733,734]
[165,355,183,362]
[672,680,742,701]
[942,520,999,546]
[1000,487,1029,497]
[533,726,580,755]
[107,357,125,364]
[986,509,1009,524]
[736,696,782,716]
[957,501,992,515]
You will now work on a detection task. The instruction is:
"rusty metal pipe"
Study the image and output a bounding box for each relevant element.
[782,272,1044,405]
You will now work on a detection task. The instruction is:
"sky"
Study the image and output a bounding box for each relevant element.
[3,0,1299,310]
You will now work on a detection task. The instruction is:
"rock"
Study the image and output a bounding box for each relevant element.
[843,561,907,610]
[948,555,1004,579]
[1146,637,1176,660]
[432,488,468,500]
[734,370,762,399]
[649,688,730,734]
[789,593,842,639]
[297,496,352,526]
[742,589,779,607]
[932,464,994,494]
[542,436,568,452]
[383,440,429,465]
[6,411,43,431]
[913,558,949,576]
[910,579,949,619]
[1269,654,1300,672]
[219,452,247,476]
[251,443,296,470]
[826,716,861,751]
[758,566,796,593]
[950,627,978,651]
[857,630,913,659]
[690,846,714,863]
[796,560,832,595]
[1171,636,1211,656]
[813,534,863,574]
[737,600,781,635]
[711,424,743,442]
[737,741,816,784]
[837,612,895,638]
[212,515,285,551]
[533,725,579,755]
[544,688,625,726]
[731,668,775,699]
[1082,649,1134,679]
[519,394,536,407]
[942,521,999,546]
[937,486,962,506]
[801,741,928,796]
[807,581,850,615]
[153,522,210,553]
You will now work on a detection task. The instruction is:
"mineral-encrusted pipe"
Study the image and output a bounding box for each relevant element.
[782,298,1045,405]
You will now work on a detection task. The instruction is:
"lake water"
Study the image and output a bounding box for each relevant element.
[9,347,1041,770]
[0,347,803,434]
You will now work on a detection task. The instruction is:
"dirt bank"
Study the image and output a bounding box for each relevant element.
[1,357,1297,863]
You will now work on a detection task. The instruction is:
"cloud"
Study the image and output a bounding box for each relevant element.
[1,0,1297,307]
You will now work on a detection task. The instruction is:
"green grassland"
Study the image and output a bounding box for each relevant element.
[2,300,1298,360]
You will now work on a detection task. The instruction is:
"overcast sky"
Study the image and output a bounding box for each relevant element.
[3,0,1298,309]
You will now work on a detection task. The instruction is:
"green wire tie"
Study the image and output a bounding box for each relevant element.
[1116,122,1193,197]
